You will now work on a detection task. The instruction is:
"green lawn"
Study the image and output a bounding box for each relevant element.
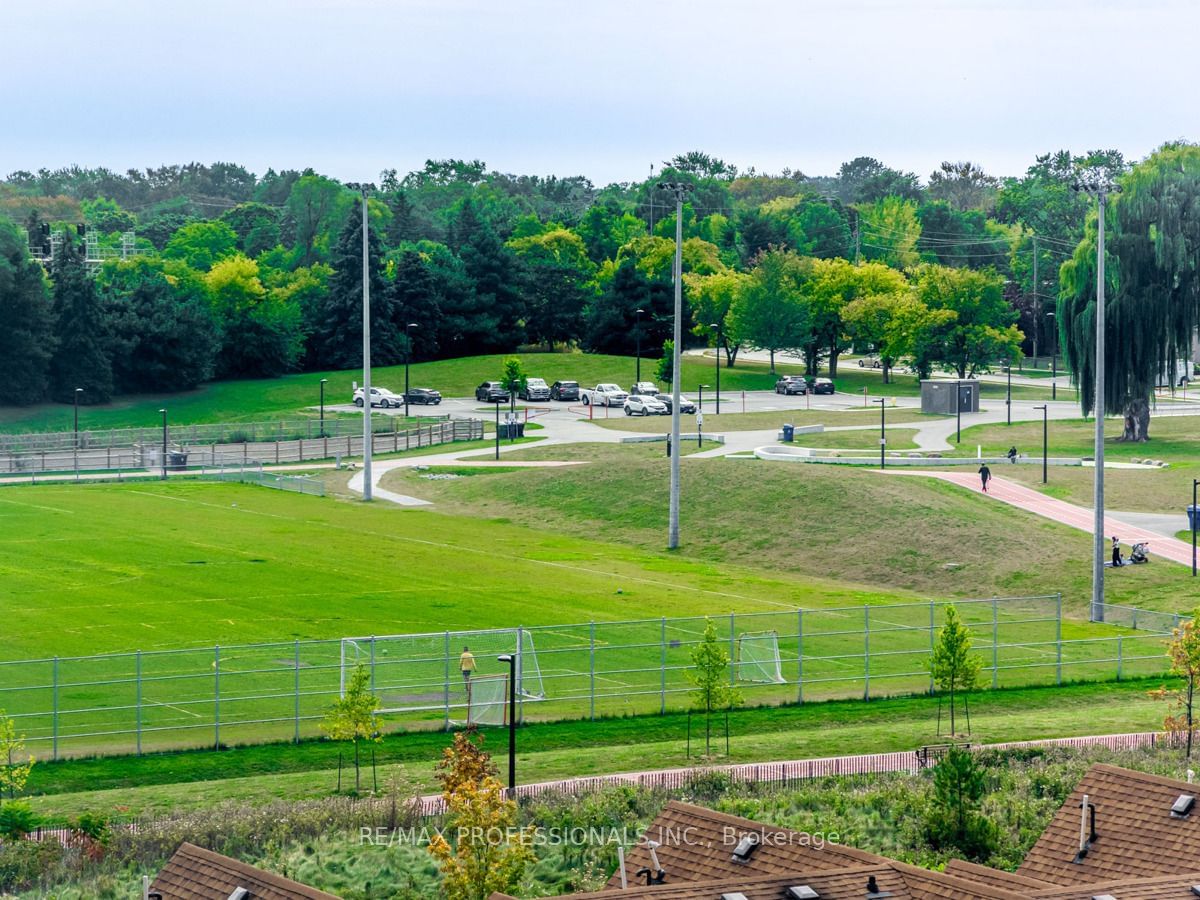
[593,406,934,434]
[0,352,1051,433]
[23,678,1175,821]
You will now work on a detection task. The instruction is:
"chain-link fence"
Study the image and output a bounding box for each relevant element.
[1094,602,1186,634]
[0,594,1175,761]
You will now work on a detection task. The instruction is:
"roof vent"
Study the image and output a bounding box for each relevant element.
[228,890,250,900]
[720,894,749,900]
[786,887,820,900]
[1091,895,1117,900]
[730,832,760,863]
[865,874,892,898]
[1190,886,1200,897]
[1172,794,1196,818]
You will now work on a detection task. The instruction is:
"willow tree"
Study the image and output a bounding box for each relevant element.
[1059,144,1200,442]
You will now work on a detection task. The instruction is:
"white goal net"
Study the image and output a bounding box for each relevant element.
[466,674,509,726]
[339,627,544,714]
[736,631,785,683]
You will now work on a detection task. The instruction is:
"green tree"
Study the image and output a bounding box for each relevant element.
[656,339,674,385]
[0,712,34,800]
[1150,608,1200,758]
[80,197,136,234]
[928,605,982,737]
[285,173,354,267]
[583,259,675,357]
[927,161,999,212]
[688,619,742,756]
[219,202,282,257]
[162,220,238,270]
[206,255,303,378]
[858,196,923,268]
[575,198,646,265]
[843,289,921,383]
[832,156,922,204]
[388,250,441,360]
[48,234,113,403]
[803,258,908,377]
[912,264,1021,377]
[685,270,748,366]
[321,663,381,794]
[450,198,526,350]
[924,747,997,860]
[508,228,596,351]
[727,248,811,371]
[0,218,55,404]
[1059,144,1200,442]
[501,355,526,419]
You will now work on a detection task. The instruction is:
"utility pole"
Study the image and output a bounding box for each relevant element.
[661,181,689,550]
[854,215,861,265]
[1032,235,1040,363]
[346,184,375,501]
[1075,173,1121,623]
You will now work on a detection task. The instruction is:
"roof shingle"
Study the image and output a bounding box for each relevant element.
[149,842,338,900]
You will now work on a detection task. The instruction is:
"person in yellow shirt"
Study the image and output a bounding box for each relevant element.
[459,646,476,687]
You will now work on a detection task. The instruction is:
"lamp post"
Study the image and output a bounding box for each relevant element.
[697,385,709,448]
[709,322,721,415]
[697,384,706,413]
[1005,362,1012,426]
[497,653,517,796]
[404,323,418,418]
[159,408,168,480]
[1192,478,1198,577]
[319,379,328,437]
[494,401,500,461]
[1035,404,1048,484]
[73,387,83,449]
[635,308,644,385]
[872,398,886,470]
[955,379,962,444]
[1047,311,1058,401]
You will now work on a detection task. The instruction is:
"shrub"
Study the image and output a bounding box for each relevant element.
[0,801,39,840]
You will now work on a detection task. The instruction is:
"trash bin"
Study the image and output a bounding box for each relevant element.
[782,424,795,443]
[167,451,189,471]
[1189,505,1200,531]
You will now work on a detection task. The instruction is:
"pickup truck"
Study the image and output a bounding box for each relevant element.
[580,383,629,407]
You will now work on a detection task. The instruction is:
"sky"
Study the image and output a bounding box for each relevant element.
[6,0,1199,186]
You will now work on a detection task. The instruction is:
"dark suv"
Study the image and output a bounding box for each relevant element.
[405,387,442,405]
[549,380,580,401]
[774,375,807,395]
[475,381,510,403]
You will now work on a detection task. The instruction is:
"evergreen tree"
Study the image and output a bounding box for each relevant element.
[928,605,982,736]
[48,234,113,403]
[450,199,526,350]
[390,250,442,360]
[582,259,675,356]
[309,199,401,369]
[0,219,55,405]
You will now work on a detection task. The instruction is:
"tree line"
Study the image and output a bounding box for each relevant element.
[2,146,1195,441]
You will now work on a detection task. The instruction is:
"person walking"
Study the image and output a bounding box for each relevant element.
[459,645,476,686]
[979,463,992,493]
[1007,446,1018,464]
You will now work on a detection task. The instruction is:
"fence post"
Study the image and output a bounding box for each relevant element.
[52,657,59,761]
[729,612,736,686]
[136,650,143,755]
[589,622,596,721]
[929,600,935,693]
[517,626,525,724]
[214,645,221,749]
[369,636,376,693]
[443,631,451,731]
[1055,594,1063,685]
[292,640,301,743]
[797,608,804,703]
[992,596,999,690]
[1117,635,1123,682]
[660,617,667,715]
[863,606,870,700]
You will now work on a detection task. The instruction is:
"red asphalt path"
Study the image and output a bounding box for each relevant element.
[886,469,1195,567]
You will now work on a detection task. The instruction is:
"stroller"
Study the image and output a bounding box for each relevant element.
[1130,542,1151,564]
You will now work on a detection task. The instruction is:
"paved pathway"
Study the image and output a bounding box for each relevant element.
[886,469,1196,567]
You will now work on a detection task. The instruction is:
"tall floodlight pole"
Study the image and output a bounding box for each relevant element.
[872,398,886,470]
[635,308,644,384]
[661,182,689,549]
[709,322,721,414]
[1047,311,1058,401]
[159,408,168,480]
[1075,174,1120,623]
[404,323,418,418]
[319,378,328,437]
[347,184,375,501]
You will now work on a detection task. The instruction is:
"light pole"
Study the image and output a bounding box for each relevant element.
[660,182,690,550]
[494,401,500,461]
[1035,404,1048,484]
[1192,479,1198,577]
[635,308,644,385]
[1047,311,1058,401]
[872,398,886,470]
[404,323,418,418]
[709,322,721,415]
[1075,173,1120,623]
[347,183,375,501]
[319,379,328,437]
[73,387,83,450]
[1005,362,1012,425]
[955,379,962,444]
[697,385,709,448]
[159,408,168,480]
[497,653,517,797]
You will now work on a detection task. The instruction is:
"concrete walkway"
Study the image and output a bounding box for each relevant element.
[886,469,1196,567]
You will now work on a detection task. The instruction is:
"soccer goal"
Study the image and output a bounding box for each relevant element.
[466,674,509,726]
[736,631,785,684]
[339,627,544,714]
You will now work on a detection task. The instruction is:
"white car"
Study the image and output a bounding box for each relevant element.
[581,383,629,407]
[624,395,668,416]
[353,385,404,408]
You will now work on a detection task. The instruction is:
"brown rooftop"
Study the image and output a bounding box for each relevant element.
[149,842,338,900]
[1018,763,1200,886]
[1033,870,1200,898]
[607,800,889,889]
[943,858,1054,892]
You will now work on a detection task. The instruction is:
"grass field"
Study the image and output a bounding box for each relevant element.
[593,406,934,433]
[0,352,1052,433]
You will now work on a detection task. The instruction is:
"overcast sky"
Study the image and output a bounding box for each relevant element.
[6,0,1198,186]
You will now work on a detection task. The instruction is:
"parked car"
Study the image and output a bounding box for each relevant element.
[518,377,551,401]
[811,377,835,395]
[580,384,629,407]
[658,393,697,414]
[475,381,510,403]
[405,387,442,405]
[624,395,668,416]
[774,375,807,395]
[549,380,580,401]
[630,381,660,396]
[353,385,404,408]
[857,356,884,369]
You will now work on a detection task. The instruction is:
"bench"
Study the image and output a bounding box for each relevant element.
[915,741,974,768]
